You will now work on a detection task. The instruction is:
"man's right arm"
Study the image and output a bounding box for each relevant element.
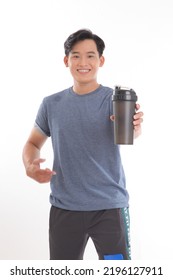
[22,127,56,183]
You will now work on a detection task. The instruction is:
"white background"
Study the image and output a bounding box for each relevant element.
[0,0,173,260]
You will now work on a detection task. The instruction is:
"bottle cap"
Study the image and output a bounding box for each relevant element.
[112,85,137,102]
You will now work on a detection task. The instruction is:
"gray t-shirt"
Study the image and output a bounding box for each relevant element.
[35,85,129,210]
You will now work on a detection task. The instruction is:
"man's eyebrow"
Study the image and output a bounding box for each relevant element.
[71,51,96,54]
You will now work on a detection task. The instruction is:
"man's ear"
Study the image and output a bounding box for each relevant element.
[99,56,105,67]
[64,56,69,67]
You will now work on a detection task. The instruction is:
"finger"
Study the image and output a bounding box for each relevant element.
[134,124,141,131]
[35,169,56,181]
[133,118,143,126]
[135,103,140,110]
[45,168,56,175]
[37,173,54,184]
[133,111,144,120]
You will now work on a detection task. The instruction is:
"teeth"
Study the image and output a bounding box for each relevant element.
[78,69,90,72]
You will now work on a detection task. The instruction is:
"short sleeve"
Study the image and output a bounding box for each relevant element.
[34,98,51,137]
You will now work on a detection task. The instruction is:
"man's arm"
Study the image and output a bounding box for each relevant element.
[22,127,56,183]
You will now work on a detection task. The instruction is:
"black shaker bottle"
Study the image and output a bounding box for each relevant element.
[112,86,138,145]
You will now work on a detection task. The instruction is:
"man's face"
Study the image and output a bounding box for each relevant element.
[64,39,104,85]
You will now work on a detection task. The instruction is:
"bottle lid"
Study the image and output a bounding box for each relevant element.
[112,85,137,102]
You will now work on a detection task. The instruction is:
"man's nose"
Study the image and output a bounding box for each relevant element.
[78,56,88,66]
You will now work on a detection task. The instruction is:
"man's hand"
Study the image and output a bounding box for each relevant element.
[26,158,56,183]
[133,104,143,138]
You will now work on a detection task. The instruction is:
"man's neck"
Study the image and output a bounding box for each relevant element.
[73,81,100,95]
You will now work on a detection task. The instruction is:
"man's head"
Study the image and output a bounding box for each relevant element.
[64,29,105,57]
[63,29,105,93]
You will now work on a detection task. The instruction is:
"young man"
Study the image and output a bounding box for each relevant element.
[22,29,143,260]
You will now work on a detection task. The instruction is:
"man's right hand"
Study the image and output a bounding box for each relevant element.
[26,158,56,183]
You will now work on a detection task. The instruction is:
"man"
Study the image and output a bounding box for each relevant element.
[22,29,143,260]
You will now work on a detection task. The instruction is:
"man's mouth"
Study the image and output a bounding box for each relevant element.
[77,69,91,73]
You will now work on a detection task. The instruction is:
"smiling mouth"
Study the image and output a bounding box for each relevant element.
[77,69,91,73]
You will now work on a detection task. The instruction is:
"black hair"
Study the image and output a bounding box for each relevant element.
[64,29,105,57]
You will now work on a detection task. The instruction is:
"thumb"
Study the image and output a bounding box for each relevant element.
[110,115,115,122]
[32,158,46,165]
